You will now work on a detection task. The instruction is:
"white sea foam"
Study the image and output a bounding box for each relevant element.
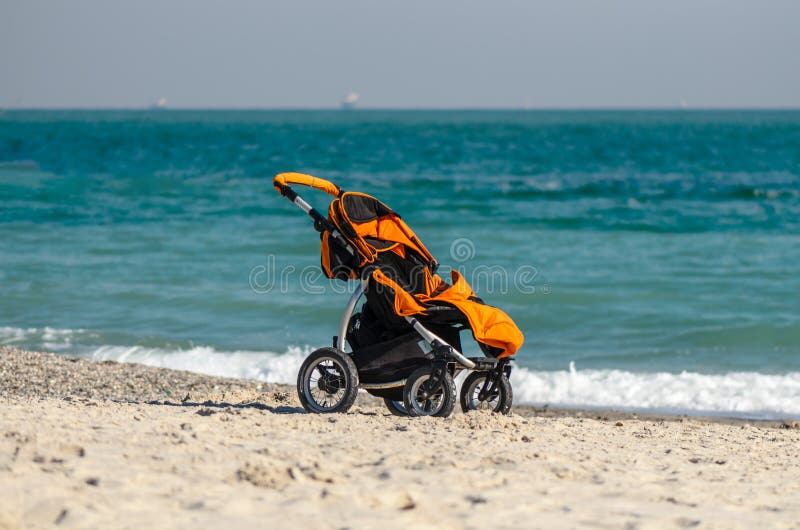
[87,344,309,384]
[0,326,87,350]
[512,361,800,419]
[83,349,800,418]
[55,347,800,419]
[2,326,799,418]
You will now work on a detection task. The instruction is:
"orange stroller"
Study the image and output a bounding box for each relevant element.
[274,172,524,417]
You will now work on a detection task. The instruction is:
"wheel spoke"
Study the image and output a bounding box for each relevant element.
[465,373,503,412]
[411,375,445,414]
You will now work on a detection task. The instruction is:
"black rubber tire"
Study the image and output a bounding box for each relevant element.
[460,371,513,415]
[383,397,409,416]
[403,366,456,418]
[297,347,359,413]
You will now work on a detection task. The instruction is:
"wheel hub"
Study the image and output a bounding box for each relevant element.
[316,369,342,394]
[412,379,443,413]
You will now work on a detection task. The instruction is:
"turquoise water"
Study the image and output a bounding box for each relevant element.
[2,110,799,417]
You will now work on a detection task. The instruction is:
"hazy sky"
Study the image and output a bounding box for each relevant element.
[2,0,799,109]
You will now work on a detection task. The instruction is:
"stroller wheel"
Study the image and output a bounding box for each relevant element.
[297,348,359,413]
[403,366,456,418]
[460,371,513,414]
[383,397,408,416]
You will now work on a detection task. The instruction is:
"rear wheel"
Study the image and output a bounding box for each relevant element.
[459,371,513,414]
[297,348,359,413]
[383,397,409,416]
[403,365,456,418]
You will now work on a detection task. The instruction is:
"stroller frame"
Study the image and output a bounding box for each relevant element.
[337,279,483,380]
[274,172,518,417]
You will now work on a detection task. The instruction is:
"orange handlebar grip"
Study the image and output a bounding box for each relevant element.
[273,172,342,197]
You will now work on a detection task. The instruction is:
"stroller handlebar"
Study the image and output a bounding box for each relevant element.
[273,171,341,220]
[273,172,342,199]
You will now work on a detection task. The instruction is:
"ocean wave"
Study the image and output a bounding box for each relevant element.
[2,326,799,418]
[513,362,800,419]
[508,182,800,202]
[0,326,90,351]
[86,347,800,418]
[0,160,40,171]
[0,326,308,384]
[87,344,309,384]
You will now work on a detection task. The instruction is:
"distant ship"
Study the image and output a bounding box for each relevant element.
[149,97,168,110]
[340,92,359,110]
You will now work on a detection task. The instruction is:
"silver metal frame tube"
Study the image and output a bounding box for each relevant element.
[293,195,313,214]
[336,279,367,351]
[360,379,407,390]
[294,194,355,256]
[405,316,476,369]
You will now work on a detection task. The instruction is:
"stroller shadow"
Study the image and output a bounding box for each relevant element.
[139,399,390,417]
[139,399,307,415]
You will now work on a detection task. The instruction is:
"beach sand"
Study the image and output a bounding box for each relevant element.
[1,347,799,529]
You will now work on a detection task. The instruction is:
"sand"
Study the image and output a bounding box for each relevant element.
[1,348,799,530]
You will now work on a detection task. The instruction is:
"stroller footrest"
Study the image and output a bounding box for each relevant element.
[466,357,499,370]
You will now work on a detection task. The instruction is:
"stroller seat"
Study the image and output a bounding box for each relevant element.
[370,268,523,359]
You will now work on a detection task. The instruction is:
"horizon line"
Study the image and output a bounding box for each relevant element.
[4,106,800,112]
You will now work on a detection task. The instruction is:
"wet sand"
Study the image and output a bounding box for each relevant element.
[1,347,799,529]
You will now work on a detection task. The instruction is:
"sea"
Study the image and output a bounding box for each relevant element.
[1,110,799,418]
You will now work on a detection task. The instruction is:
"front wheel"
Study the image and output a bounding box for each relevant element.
[297,348,359,413]
[403,365,456,418]
[460,371,513,414]
[383,397,409,416]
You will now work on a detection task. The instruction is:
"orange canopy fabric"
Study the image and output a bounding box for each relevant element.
[328,191,437,268]
[371,269,428,316]
[371,269,524,358]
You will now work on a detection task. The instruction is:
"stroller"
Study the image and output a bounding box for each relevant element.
[273,172,524,417]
